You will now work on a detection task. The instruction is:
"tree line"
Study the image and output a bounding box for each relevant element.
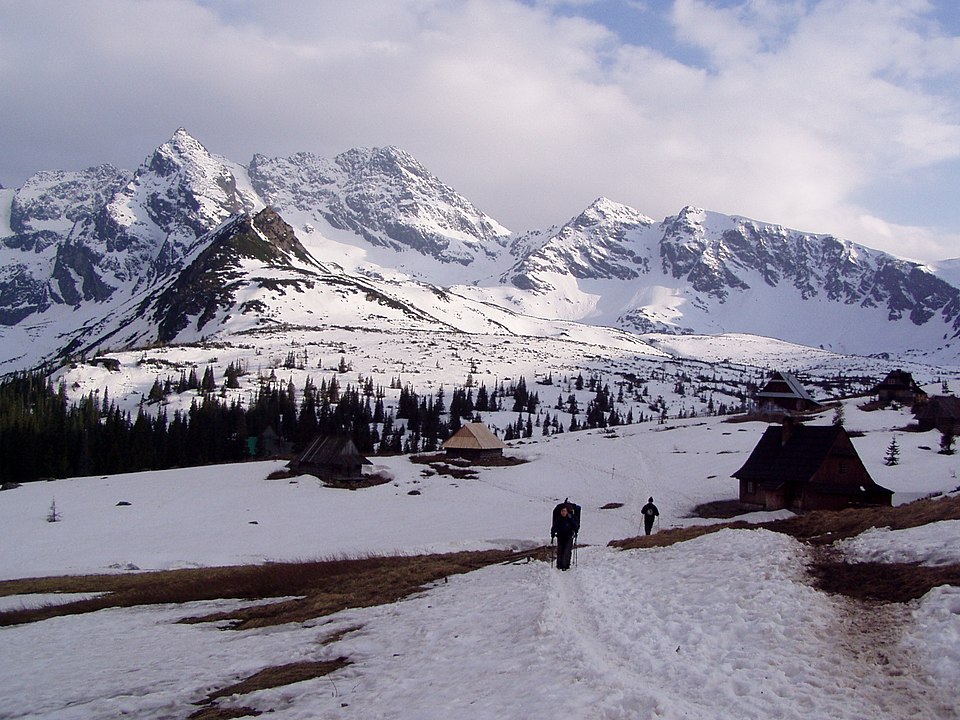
[5,361,732,482]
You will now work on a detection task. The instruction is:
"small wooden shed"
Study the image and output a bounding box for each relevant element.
[733,420,892,512]
[873,370,927,407]
[289,434,371,480]
[913,395,960,434]
[755,371,822,414]
[441,422,506,460]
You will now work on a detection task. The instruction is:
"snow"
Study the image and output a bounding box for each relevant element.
[0,188,13,237]
[2,402,959,719]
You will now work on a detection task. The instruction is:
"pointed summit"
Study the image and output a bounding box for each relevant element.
[574,197,655,229]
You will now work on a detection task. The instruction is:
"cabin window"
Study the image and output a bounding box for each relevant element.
[746,480,756,494]
[838,461,848,475]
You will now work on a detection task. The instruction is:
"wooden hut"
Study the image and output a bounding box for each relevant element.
[913,395,960,434]
[289,434,371,481]
[873,370,927,407]
[442,422,506,460]
[755,371,822,414]
[733,420,892,512]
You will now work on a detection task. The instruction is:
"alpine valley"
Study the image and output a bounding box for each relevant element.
[3,128,960,411]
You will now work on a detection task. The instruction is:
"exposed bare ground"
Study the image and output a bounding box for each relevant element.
[0,548,549,629]
[611,494,960,603]
[3,496,957,715]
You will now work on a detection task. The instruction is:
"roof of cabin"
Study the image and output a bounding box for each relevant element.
[733,424,864,486]
[757,371,819,403]
[442,422,507,450]
[297,435,372,466]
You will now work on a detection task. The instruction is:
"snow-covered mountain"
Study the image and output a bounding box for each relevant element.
[474,200,960,359]
[2,129,959,374]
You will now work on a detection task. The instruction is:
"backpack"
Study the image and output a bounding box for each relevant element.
[553,498,581,534]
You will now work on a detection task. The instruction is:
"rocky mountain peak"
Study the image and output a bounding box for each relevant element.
[577,197,655,228]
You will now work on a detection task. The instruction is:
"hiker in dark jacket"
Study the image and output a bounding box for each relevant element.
[641,497,659,535]
[551,504,578,570]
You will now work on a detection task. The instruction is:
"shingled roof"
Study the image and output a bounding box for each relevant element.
[296,435,371,468]
[757,371,820,406]
[733,423,847,486]
[442,422,506,451]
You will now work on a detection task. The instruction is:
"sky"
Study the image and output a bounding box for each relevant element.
[1,0,959,263]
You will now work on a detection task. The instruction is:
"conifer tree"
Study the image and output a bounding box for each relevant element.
[884,436,900,466]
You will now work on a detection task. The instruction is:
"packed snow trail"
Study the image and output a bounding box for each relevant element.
[2,528,958,718]
[216,530,956,719]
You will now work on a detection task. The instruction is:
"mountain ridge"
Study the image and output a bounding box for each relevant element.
[1,128,959,373]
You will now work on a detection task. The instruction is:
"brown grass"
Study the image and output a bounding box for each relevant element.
[0,548,546,628]
[609,494,960,604]
[0,546,550,716]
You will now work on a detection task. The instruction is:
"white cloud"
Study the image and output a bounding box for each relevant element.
[1,0,958,261]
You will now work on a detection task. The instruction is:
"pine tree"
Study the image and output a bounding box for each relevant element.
[940,429,956,455]
[884,436,900,466]
[832,403,845,426]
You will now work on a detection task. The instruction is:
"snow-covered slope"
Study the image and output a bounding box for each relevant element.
[1,401,958,718]
[3,129,960,374]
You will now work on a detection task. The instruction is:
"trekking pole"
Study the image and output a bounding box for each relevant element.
[574,534,578,566]
[551,536,555,567]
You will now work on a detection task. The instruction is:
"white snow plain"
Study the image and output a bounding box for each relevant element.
[1,399,959,719]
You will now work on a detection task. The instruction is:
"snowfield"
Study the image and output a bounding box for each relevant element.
[1,399,959,719]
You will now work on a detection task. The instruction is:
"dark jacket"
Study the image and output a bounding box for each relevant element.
[552,513,578,539]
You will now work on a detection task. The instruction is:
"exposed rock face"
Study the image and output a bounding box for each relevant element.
[249,146,510,265]
[2,129,959,370]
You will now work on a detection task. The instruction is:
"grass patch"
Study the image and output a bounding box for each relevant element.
[609,494,960,604]
[0,548,547,628]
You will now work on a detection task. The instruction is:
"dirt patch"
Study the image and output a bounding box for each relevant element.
[0,547,547,628]
[411,452,527,467]
[189,657,351,718]
[611,495,960,604]
[321,472,393,490]
[688,499,757,519]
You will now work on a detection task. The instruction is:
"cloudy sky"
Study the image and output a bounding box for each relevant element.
[2,0,959,263]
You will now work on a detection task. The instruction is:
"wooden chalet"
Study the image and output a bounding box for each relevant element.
[733,420,892,512]
[913,395,960,434]
[442,422,507,460]
[289,434,371,481]
[873,370,927,407]
[755,371,822,414]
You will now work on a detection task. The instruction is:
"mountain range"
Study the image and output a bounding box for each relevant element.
[2,128,959,375]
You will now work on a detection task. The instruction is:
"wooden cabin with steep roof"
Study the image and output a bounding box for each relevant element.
[872,370,927,407]
[733,420,892,512]
[442,422,507,460]
[913,395,960,434]
[289,434,371,481]
[755,371,822,414]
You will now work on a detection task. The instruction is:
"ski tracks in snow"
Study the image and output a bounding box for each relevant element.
[540,558,680,719]
[537,534,960,720]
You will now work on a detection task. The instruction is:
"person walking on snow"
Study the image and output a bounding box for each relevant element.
[551,502,578,570]
[641,497,659,535]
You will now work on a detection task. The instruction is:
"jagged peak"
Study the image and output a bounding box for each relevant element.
[578,197,655,226]
[333,145,428,179]
[140,128,216,178]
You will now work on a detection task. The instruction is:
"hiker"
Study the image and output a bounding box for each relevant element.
[551,499,579,570]
[641,497,659,535]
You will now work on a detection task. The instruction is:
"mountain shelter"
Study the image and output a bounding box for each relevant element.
[913,395,960,435]
[289,434,371,481]
[755,371,822,414]
[441,422,507,460]
[733,420,892,512]
[873,370,927,407]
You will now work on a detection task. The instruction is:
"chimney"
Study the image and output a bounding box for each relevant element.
[781,416,795,446]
